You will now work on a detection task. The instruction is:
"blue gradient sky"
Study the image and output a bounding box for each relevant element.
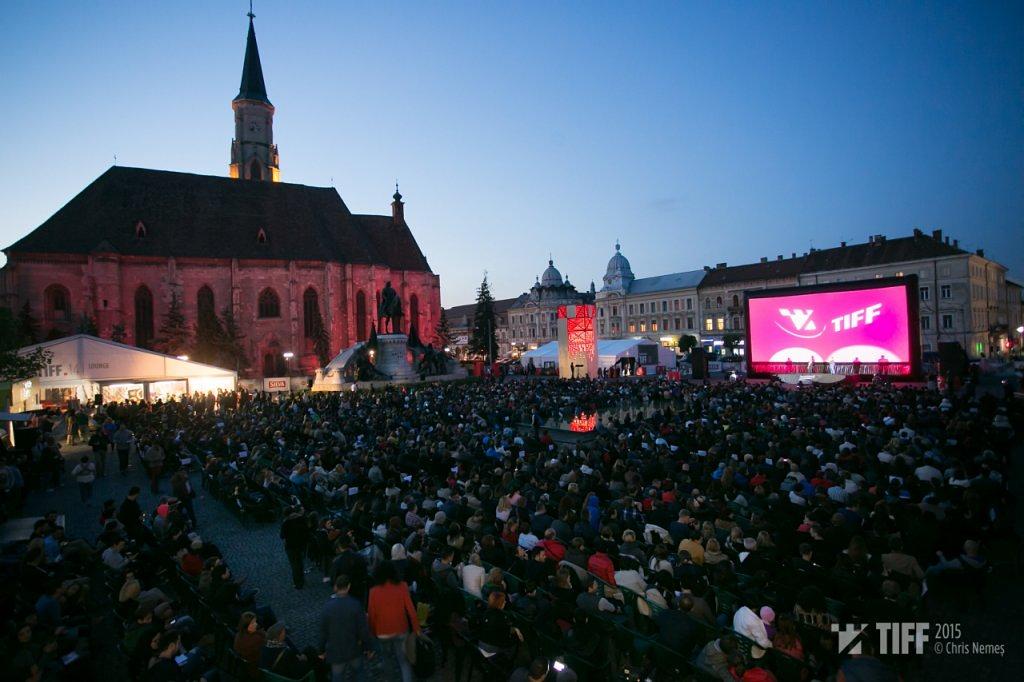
[2,1,1021,306]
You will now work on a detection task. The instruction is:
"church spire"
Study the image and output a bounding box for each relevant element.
[235,13,270,104]
[229,9,279,181]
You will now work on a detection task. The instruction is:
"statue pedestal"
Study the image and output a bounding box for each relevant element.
[374,334,419,380]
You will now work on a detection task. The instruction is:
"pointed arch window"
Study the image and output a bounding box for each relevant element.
[355,290,367,341]
[197,286,215,319]
[256,228,268,244]
[135,286,154,348]
[44,284,72,322]
[303,288,320,338]
[249,160,263,181]
[258,288,280,318]
[135,220,147,239]
[409,294,420,334]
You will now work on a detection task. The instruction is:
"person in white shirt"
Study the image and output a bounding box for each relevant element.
[460,553,486,598]
[71,455,96,504]
[732,604,773,650]
[914,463,942,483]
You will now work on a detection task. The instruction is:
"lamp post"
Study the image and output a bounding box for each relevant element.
[282,351,294,377]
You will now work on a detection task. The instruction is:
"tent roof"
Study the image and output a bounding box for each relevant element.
[18,334,236,382]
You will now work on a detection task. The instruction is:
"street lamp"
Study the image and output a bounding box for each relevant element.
[176,355,189,361]
[282,351,295,379]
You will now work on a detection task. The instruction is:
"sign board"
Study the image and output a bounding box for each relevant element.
[262,377,290,392]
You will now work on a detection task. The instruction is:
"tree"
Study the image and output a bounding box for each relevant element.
[193,305,226,365]
[307,303,331,366]
[218,305,247,372]
[17,302,39,345]
[434,309,452,349]
[678,334,698,354]
[723,333,743,356]
[0,347,52,383]
[367,323,379,353]
[153,292,191,355]
[76,314,98,336]
[109,323,127,344]
[469,273,498,363]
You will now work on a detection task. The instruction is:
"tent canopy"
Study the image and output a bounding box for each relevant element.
[520,339,676,369]
[18,335,236,384]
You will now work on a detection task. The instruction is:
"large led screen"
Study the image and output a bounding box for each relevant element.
[747,282,914,373]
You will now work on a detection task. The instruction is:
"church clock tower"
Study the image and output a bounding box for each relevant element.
[230,12,280,182]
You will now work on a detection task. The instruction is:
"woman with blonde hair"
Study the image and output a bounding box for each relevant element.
[703,538,730,566]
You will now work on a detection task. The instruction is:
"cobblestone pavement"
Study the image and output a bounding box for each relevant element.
[22,444,333,648]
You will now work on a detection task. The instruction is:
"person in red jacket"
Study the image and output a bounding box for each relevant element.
[367,561,420,682]
[587,547,616,586]
[536,528,566,563]
[180,540,204,577]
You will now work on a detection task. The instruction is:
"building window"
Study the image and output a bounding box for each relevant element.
[716,317,725,331]
[705,318,713,331]
[258,288,280,318]
[197,285,215,320]
[732,294,739,308]
[628,324,636,333]
[704,298,711,310]
[920,286,930,301]
[135,220,147,239]
[628,305,634,315]
[409,294,420,334]
[686,298,693,310]
[674,318,681,330]
[921,316,931,330]
[940,285,952,299]
[651,320,658,332]
[732,316,740,329]
[303,288,320,338]
[639,303,645,314]
[661,301,668,312]
[134,286,154,348]
[44,284,72,322]
[640,322,647,332]
[716,296,723,308]
[355,290,367,341]
[941,314,954,330]
[612,306,618,316]
[687,317,695,330]
[598,308,604,317]
[673,300,680,311]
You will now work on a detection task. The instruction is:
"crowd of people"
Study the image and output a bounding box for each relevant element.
[0,370,1018,681]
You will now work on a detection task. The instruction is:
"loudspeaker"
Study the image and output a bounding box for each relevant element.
[938,342,968,378]
[689,349,707,379]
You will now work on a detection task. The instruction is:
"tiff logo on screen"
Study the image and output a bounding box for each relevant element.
[831,304,882,332]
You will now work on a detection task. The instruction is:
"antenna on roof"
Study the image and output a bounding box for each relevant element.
[113,154,117,166]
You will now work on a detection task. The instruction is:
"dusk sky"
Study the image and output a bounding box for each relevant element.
[2,1,1021,307]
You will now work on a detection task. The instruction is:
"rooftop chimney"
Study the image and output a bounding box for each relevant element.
[716,262,727,269]
[840,241,846,247]
[868,235,874,244]
[913,228,923,237]
[776,255,783,261]
[976,248,985,257]
[945,236,949,245]
[791,253,796,259]
[703,265,711,272]
[932,229,942,242]
[953,239,959,248]
[760,257,768,263]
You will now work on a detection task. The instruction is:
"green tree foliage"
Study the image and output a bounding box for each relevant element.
[109,323,127,344]
[76,314,99,336]
[0,307,52,381]
[153,292,191,356]
[17,302,39,345]
[218,305,248,372]
[469,274,498,363]
[678,334,698,354]
[308,303,331,366]
[193,304,226,365]
[434,309,452,348]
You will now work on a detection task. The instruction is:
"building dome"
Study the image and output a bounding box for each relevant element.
[602,241,635,291]
[540,259,563,287]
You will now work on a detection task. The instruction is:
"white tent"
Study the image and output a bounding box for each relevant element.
[11,334,236,411]
[520,339,676,371]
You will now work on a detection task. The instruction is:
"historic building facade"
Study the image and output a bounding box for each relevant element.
[595,242,704,349]
[506,258,594,354]
[0,15,440,377]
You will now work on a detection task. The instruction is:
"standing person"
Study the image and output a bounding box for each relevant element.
[71,455,96,504]
[320,575,374,682]
[88,428,108,477]
[280,507,310,589]
[113,425,135,475]
[142,440,165,494]
[171,470,198,529]
[367,561,420,682]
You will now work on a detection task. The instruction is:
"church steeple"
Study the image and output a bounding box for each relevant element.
[230,10,279,182]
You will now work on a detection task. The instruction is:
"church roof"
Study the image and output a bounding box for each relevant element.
[627,270,705,294]
[235,17,270,104]
[4,166,432,272]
